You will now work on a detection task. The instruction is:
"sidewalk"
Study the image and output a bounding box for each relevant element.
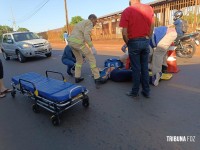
[51,39,200,57]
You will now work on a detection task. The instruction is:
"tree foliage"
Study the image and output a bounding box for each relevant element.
[17,27,29,32]
[0,25,13,40]
[70,16,84,25]
[0,25,29,40]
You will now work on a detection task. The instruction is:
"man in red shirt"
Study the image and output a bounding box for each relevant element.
[119,0,154,98]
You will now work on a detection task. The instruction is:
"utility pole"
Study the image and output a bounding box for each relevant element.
[11,7,17,31]
[64,0,69,33]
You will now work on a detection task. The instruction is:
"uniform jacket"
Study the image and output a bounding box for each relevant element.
[68,20,93,48]
[149,26,168,48]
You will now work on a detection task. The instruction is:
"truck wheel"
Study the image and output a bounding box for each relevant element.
[2,50,10,60]
[17,51,26,63]
[45,52,52,57]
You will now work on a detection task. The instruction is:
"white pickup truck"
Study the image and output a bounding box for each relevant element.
[1,32,52,63]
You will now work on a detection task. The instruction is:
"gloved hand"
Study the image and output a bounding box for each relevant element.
[91,47,97,55]
[121,44,127,53]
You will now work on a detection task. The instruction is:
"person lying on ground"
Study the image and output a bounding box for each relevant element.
[121,26,177,86]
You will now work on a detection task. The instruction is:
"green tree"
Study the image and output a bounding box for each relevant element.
[70,16,84,25]
[17,27,29,32]
[0,25,13,40]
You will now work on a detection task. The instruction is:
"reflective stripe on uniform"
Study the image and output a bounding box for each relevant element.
[90,63,96,69]
[68,37,82,44]
[88,41,93,47]
[76,63,82,68]
[80,45,85,50]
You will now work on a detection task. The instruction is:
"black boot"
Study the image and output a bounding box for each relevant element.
[162,65,168,73]
[67,70,73,76]
[75,77,84,83]
[94,77,105,89]
[94,78,101,89]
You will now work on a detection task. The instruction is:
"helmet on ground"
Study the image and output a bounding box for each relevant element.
[173,10,183,20]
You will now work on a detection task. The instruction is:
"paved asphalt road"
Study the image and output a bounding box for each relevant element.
[0,50,200,150]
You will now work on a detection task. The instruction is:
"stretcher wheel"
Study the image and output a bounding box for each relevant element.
[51,115,60,126]
[82,95,89,108]
[32,104,40,113]
[11,91,16,98]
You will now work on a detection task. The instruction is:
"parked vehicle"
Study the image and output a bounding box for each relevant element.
[0,32,52,63]
[175,32,199,58]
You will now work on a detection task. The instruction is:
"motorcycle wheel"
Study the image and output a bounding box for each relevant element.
[176,41,196,58]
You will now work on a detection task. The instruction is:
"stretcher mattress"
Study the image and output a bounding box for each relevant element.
[12,72,87,102]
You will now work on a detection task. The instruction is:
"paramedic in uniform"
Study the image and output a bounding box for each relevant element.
[68,14,103,87]
[119,0,154,98]
[150,26,177,86]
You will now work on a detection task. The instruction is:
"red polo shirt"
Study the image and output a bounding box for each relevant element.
[119,3,154,39]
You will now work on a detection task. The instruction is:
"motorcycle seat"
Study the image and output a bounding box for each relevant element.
[190,32,199,38]
[180,35,191,41]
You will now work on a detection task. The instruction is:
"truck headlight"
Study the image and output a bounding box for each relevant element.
[22,43,32,48]
[44,41,50,45]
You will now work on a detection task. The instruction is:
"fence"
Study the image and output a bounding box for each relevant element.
[38,0,200,41]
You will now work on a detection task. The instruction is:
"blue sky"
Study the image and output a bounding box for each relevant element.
[0,0,153,33]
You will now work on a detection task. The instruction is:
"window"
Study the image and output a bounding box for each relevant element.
[13,32,39,42]
[7,35,12,40]
[3,35,8,43]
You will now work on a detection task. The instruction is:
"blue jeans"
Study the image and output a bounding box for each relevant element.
[62,58,75,73]
[128,38,150,95]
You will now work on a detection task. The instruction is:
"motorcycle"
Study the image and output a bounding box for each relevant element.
[175,32,199,58]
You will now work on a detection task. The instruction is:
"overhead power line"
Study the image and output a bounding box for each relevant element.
[16,0,50,23]
[16,0,47,22]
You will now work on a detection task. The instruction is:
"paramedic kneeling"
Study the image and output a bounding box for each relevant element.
[62,45,76,76]
[119,0,154,98]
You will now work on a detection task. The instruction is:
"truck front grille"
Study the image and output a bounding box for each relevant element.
[35,49,47,54]
[33,43,45,48]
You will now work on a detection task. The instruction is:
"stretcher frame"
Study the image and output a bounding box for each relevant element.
[11,70,89,126]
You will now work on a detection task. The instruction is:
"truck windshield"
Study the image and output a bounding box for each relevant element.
[13,32,39,42]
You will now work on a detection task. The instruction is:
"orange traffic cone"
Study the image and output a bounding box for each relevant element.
[167,43,179,73]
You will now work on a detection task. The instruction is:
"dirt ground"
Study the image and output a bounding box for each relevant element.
[51,39,200,57]
[51,39,125,56]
